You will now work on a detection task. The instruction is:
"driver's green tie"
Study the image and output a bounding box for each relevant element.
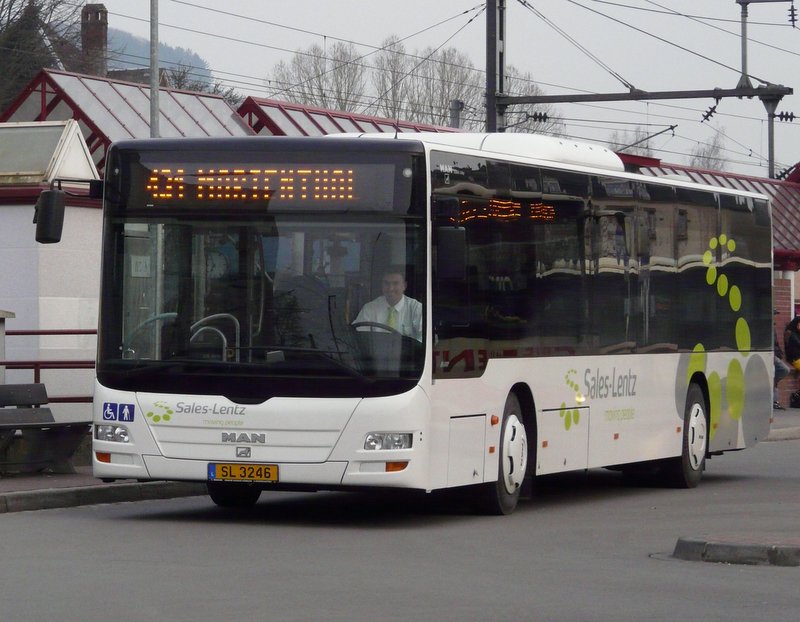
[387,306,398,329]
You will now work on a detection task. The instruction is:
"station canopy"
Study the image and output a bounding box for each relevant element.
[0,69,254,176]
[238,96,457,137]
[0,119,98,204]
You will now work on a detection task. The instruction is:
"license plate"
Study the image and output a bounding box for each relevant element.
[208,463,278,482]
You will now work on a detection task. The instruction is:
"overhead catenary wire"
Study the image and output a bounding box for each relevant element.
[69,1,800,171]
[562,0,772,86]
[515,0,637,92]
[107,2,785,127]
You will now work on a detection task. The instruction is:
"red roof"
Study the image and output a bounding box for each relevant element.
[0,69,254,175]
[237,96,458,137]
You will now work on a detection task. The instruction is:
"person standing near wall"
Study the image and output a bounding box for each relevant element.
[783,316,800,408]
[774,317,790,409]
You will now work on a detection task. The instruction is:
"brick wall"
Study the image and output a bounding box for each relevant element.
[774,276,796,406]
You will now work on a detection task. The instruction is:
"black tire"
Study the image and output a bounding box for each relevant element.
[207,481,262,508]
[475,393,529,515]
[663,383,707,488]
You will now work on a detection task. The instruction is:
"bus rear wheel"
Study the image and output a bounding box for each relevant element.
[663,383,707,488]
[207,481,262,508]
[475,393,528,515]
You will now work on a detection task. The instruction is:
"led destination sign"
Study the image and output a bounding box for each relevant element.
[136,161,405,211]
[146,167,355,202]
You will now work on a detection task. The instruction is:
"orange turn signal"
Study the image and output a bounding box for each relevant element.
[385,461,408,472]
[95,452,111,463]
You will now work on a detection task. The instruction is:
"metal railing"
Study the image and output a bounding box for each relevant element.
[1,329,96,404]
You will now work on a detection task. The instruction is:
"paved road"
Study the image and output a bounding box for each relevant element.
[1,438,798,622]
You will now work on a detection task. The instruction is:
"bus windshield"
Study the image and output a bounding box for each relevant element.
[96,143,427,400]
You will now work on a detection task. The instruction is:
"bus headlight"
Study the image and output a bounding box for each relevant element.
[95,424,130,443]
[364,432,412,450]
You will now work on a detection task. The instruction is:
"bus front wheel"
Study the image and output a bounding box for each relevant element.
[663,383,707,488]
[475,393,528,515]
[207,482,262,508]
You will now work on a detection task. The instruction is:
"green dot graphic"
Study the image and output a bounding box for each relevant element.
[735,317,751,352]
[716,274,728,296]
[688,343,706,382]
[146,401,173,425]
[708,371,722,441]
[729,285,741,312]
[560,404,571,430]
[727,359,745,421]
[685,235,750,436]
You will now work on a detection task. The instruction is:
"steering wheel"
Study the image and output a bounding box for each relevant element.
[351,321,402,336]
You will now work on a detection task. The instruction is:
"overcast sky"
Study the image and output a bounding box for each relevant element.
[97,0,800,177]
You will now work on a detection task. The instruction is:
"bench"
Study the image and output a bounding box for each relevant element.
[0,383,90,474]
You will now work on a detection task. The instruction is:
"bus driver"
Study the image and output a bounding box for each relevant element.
[353,267,422,341]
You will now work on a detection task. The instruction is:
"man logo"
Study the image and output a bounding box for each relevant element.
[222,432,266,444]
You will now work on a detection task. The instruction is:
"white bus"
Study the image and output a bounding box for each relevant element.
[52,132,772,514]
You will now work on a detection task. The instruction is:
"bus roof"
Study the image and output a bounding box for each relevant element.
[334,132,769,202]
[332,132,626,173]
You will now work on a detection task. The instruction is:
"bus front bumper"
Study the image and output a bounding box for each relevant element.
[93,453,424,489]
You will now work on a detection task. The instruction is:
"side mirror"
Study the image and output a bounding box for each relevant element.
[89,179,104,199]
[33,189,65,244]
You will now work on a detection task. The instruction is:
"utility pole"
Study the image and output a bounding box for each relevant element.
[735,0,796,176]
[150,0,160,138]
[489,0,794,176]
[485,0,506,132]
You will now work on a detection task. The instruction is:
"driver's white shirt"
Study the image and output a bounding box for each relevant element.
[353,295,422,341]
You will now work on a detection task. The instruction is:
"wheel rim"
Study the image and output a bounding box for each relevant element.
[501,413,528,494]
[686,402,707,471]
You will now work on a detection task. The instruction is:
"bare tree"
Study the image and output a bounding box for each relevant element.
[403,46,483,128]
[266,38,560,134]
[608,126,655,157]
[0,1,83,110]
[370,36,412,120]
[503,66,562,135]
[0,0,79,31]
[270,41,367,112]
[688,129,726,170]
[166,63,243,107]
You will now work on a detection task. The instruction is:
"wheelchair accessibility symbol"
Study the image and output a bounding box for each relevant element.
[102,402,135,422]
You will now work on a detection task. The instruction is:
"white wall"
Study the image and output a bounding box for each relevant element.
[0,203,102,422]
[0,205,39,362]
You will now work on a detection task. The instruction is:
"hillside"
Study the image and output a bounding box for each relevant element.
[107,27,212,85]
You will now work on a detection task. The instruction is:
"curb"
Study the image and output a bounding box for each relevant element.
[673,536,800,567]
[0,481,206,514]
[766,426,800,441]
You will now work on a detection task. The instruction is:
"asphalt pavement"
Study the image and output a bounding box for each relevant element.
[2,409,799,566]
